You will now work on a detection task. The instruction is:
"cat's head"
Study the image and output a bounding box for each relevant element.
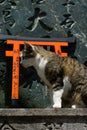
[23,42,36,58]
[20,42,54,68]
[20,42,37,67]
[20,42,44,68]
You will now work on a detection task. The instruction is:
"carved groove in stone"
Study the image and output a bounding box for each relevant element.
[0,124,16,130]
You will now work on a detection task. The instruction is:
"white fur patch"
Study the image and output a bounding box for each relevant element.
[35,53,48,70]
[39,57,48,70]
[53,89,64,108]
[35,53,51,87]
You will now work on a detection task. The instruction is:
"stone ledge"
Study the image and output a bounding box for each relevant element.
[0,108,87,130]
[0,108,87,117]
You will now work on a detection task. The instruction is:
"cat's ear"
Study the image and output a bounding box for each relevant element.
[24,42,34,52]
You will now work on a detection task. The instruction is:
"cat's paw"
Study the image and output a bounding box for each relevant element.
[71,105,77,109]
[53,103,62,108]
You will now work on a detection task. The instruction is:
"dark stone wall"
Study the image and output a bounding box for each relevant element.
[0,0,87,62]
[0,0,87,107]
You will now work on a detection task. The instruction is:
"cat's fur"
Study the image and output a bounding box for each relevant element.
[20,42,87,108]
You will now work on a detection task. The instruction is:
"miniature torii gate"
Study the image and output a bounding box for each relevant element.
[2,35,75,102]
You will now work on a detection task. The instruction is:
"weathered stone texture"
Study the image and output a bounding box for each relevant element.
[0,109,87,130]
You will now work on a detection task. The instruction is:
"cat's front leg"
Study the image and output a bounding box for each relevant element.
[53,89,64,108]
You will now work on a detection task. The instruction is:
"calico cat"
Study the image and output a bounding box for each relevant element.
[20,42,87,108]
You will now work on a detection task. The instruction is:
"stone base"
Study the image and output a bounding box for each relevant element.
[0,108,87,130]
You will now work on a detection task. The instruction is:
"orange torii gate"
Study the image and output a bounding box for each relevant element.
[4,36,75,101]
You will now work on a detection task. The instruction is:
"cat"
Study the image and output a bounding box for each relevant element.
[20,42,87,108]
